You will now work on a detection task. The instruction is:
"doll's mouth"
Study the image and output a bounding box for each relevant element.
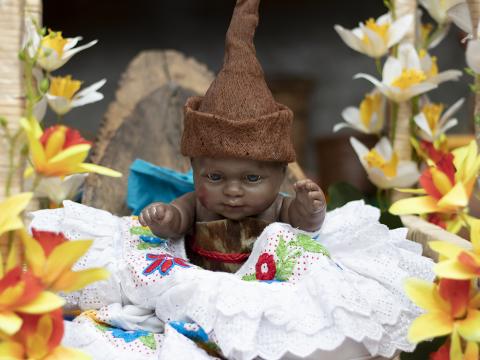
[223,203,244,210]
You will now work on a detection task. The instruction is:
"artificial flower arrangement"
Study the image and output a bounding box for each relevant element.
[0,18,121,359]
[334,0,480,358]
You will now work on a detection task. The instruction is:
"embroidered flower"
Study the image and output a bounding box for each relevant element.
[143,254,190,276]
[110,328,150,343]
[169,321,209,343]
[255,253,277,281]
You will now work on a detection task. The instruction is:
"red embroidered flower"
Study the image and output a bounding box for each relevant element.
[255,253,276,281]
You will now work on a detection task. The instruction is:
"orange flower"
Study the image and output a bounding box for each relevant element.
[0,267,64,335]
[0,309,89,359]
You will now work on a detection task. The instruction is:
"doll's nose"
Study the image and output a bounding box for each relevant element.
[223,181,244,197]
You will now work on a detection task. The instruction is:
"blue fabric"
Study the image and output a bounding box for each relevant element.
[127,159,194,215]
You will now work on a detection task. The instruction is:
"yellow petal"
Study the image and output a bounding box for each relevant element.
[45,346,91,360]
[457,309,480,342]
[450,330,463,360]
[394,188,427,194]
[468,218,480,253]
[0,340,24,358]
[44,127,66,159]
[5,233,22,273]
[44,240,92,285]
[51,268,109,293]
[434,259,478,280]
[408,312,453,343]
[389,196,441,215]
[464,341,479,360]
[437,182,469,210]
[16,291,65,314]
[74,163,122,177]
[0,311,22,335]
[429,241,464,259]
[0,193,33,235]
[431,167,453,195]
[19,230,46,277]
[404,278,447,312]
[48,144,90,164]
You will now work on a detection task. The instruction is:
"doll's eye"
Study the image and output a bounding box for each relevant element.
[245,174,261,183]
[207,173,222,182]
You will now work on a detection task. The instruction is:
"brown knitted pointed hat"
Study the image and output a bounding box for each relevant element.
[181,0,296,162]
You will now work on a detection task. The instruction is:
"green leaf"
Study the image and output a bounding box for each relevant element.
[293,234,330,257]
[475,113,480,126]
[139,333,157,350]
[276,236,288,261]
[95,324,109,332]
[241,273,257,281]
[400,337,447,360]
[275,257,297,281]
[327,182,365,210]
[130,226,154,236]
[465,67,476,77]
[379,211,403,229]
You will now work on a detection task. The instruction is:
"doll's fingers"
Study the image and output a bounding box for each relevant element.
[294,179,309,191]
[139,212,146,226]
[308,191,325,201]
[153,205,165,221]
[312,199,324,210]
[163,207,174,224]
[306,181,320,192]
[142,210,153,225]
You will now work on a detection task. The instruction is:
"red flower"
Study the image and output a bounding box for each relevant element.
[427,213,447,229]
[40,125,91,149]
[255,253,276,281]
[31,229,67,256]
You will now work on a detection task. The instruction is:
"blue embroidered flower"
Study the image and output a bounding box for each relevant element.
[168,321,209,343]
[143,253,190,276]
[139,235,167,245]
[107,327,150,343]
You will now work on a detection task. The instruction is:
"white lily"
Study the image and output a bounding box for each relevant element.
[36,30,97,72]
[447,1,472,34]
[334,90,385,134]
[419,22,450,49]
[414,98,464,141]
[419,0,465,25]
[467,39,480,73]
[46,76,106,116]
[34,174,87,207]
[355,44,443,102]
[334,13,413,58]
[350,137,420,189]
[419,49,462,84]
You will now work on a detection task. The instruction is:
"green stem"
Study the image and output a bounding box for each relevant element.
[377,188,385,212]
[4,129,22,197]
[375,58,382,76]
[410,96,419,136]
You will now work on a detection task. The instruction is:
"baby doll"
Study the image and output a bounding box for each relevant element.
[139,0,326,272]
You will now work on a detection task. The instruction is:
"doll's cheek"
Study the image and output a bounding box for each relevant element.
[197,185,210,208]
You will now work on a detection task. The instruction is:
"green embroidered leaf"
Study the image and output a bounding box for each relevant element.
[241,273,257,281]
[275,257,297,281]
[137,242,162,250]
[294,234,330,257]
[139,333,157,350]
[130,226,154,236]
[276,236,288,260]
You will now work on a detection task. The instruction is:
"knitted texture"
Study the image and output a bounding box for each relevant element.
[181,0,296,162]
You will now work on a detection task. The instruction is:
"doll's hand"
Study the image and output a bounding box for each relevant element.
[293,179,326,215]
[139,203,178,238]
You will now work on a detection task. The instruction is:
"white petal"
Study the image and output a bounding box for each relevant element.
[37,50,63,72]
[341,107,361,126]
[46,94,72,115]
[420,52,433,73]
[362,27,387,57]
[63,36,83,51]
[377,12,391,25]
[448,3,472,33]
[75,79,106,98]
[414,112,434,138]
[438,118,459,136]
[72,91,104,108]
[388,14,414,47]
[467,40,480,73]
[62,39,98,61]
[333,123,351,132]
[334,25,364,53]
[354,73,391,97]
[440,97,465,125]
[428,69,462,84]
[398,43,421,70]
[428,23,451,49]
[375,137,393,160]
[33,96,47,122]
[382,56,402,84]
[368,168,392,189]
[390,161,421,188]
[404,82,438,100]
[350,137,369,168]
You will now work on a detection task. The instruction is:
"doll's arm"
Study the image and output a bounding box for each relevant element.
[139,192,196,239]
[280,179,326,232]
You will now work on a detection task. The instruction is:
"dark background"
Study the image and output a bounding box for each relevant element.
[43,0,472,184]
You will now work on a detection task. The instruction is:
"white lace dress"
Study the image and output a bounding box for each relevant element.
[30,200,434,360]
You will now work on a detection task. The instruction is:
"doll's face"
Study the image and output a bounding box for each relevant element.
[192,157,286,220]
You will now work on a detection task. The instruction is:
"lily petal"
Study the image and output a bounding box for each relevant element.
[16,291,65,313]
[390,195,441,215]
[408,312,453,343]
[0,311,22,335]
[457,309,480,341]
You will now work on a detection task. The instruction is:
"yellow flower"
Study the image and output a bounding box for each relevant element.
[0,193,32,237]
[21,117,121,178]
[36,29,97,72]
[0,309,90,359]
[404,278,480,344]
[47,76,106,116]
[390,141,480,226]
[334,90,385,134]
[0,266,65,335]
[430,218,480,279]
[21,229,109,293]
[334,13,413,58]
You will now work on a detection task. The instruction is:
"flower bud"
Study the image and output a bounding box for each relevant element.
[39,78,50,93]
